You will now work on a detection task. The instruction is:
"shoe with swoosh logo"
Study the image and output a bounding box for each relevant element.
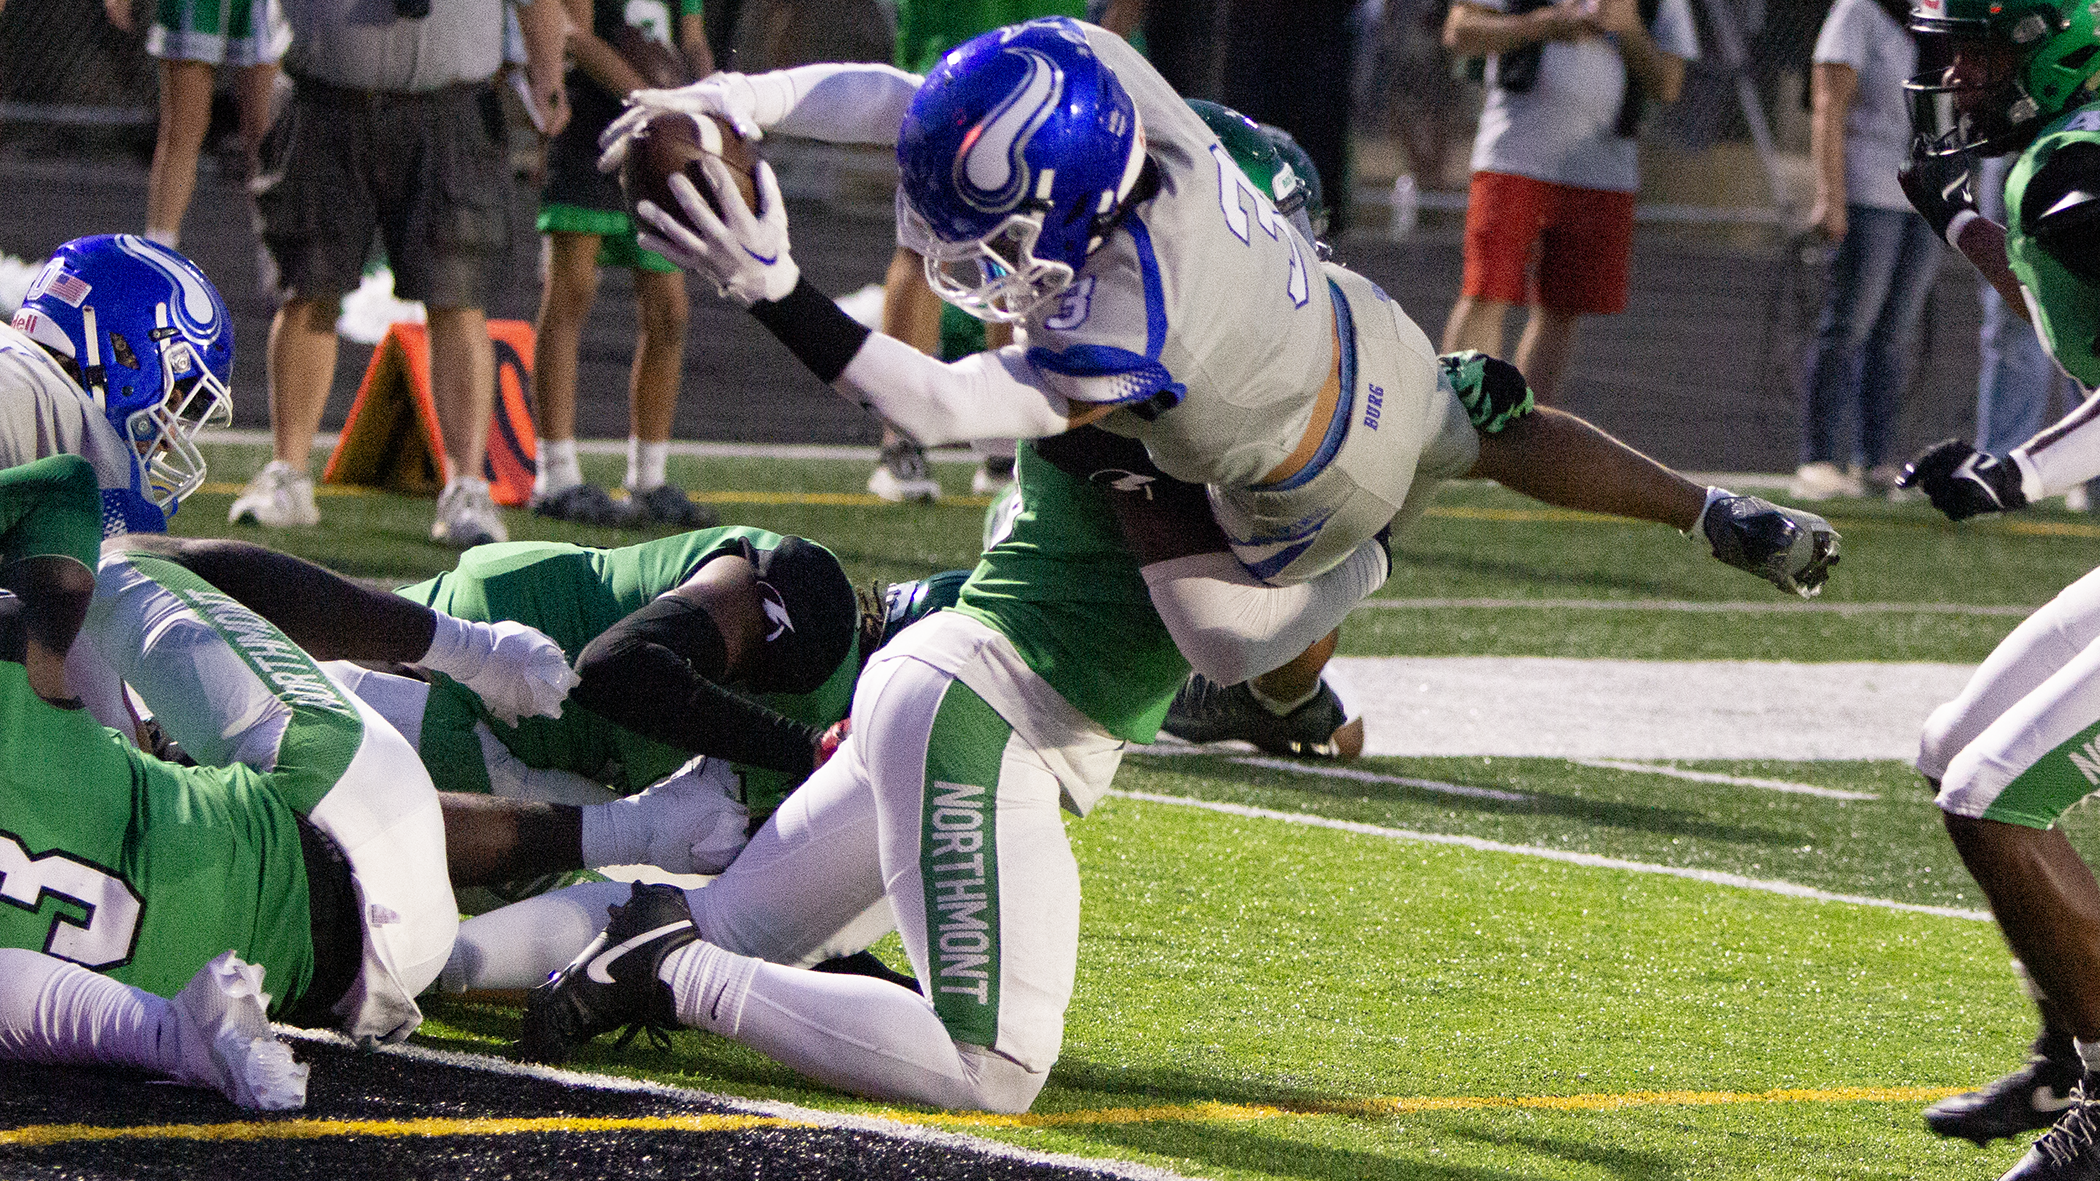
[518,882,696,1065]
[1926,1038,2082,1146]
[2005,1070,2100,1179]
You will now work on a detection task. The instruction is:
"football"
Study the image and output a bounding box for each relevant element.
[619,111,761,232]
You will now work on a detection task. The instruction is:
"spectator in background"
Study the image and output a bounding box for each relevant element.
[1970,153,2094,510]
[1790,0,1935,501]
[230,0,569,547]
[529,0,719,528]
[1439,0,1695,404]
[104,0,287,248]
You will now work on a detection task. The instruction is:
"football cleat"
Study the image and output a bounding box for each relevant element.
[1161,675,1364,761]
[1927,1036,2083,1146]
[518,882,696,1065]
[228,461,320,528]
[2002,1070,2100,1179]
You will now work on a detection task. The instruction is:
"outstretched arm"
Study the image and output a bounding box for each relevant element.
[106,535,578,724]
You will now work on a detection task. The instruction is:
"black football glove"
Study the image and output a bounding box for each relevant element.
[1698,492,1840,598]
[1897,138,1977,244]
[1897,438,2028,521]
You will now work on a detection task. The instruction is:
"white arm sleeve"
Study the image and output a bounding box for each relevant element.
[2011,387,2100,500]
[751,63,924,144]
[1141,539,1390,685]
[835,335,1073,446]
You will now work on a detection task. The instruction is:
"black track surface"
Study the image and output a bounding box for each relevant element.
[0,1042,1151,1181]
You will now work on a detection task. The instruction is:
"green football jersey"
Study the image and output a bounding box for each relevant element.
[2005,106,2100,386]
[952,441,1189,743]
[399,529,858,815]
[0,457,316,1011]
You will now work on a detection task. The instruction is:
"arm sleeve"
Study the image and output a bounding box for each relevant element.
[2022,143,2100,283]
[2011,391,2100,499]
[836,334,1074,445]
[748,62,924,144]
[1141,541,1389,685]
[571,593,820,778]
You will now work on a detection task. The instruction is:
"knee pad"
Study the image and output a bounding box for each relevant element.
[956,1044,1049,1115]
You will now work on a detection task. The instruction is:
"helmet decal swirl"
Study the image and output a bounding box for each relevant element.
[114,235,220,340]
[955,47,1065,215]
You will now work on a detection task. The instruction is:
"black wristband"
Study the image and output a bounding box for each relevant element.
[748,277,872,384]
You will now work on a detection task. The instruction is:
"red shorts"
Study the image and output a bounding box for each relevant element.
[1460,171,1636,315]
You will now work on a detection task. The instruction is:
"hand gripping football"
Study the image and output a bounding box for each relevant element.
[619,110,762,230]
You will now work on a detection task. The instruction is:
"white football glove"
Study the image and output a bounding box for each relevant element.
[421,614,580,726]
[598,73,766,172]
[1692,487,1841,599]
[636,158,801,307]
[584,755,751,876]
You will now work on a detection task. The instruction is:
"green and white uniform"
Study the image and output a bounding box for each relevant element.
[1923,108,2100,830]
[1,457,454,1041]
[393,529,857,818]
[148,0,290,67]
[683,437,1186,1108]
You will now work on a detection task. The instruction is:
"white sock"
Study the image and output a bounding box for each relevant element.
[2078,1037,2100,1076]
[1249,678,1321,716]
[655,939,1026,1109]
[536,439,582,497]
[144,227,179,248]
[626,439,669,492]
[441,880,631,992]
[0,948,167,1071]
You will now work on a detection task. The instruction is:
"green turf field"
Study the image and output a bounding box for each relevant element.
[177,441,2100,1179]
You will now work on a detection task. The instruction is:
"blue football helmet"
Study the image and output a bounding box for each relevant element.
[10,234,234,518]
[896,18,1147,323]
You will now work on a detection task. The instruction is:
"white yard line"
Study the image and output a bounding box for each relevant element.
[1321,656,1974,760]
[1108,790,1989,922]
[1352,597,2034,617]
[1572,759,1881,801]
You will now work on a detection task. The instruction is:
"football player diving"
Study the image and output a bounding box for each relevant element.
[600,18,1843,760]
[1887,1,2100,1174]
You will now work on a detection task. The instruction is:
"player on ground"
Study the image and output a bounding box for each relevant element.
[601,17,1838,613]
[0,454,446,1108]
[517,423,1390,1111]
[1889,1,2100,1172]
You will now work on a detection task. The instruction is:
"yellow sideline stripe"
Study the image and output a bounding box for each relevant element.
[0,1086,1969,1146]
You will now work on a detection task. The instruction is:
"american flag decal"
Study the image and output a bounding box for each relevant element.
[37,269,91,308]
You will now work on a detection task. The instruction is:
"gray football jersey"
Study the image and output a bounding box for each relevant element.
[0,322,147,534]
[1019,26,1453,503]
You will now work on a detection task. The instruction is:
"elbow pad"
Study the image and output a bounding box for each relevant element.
[1142,538,1389,685]
[836,336,1071,447]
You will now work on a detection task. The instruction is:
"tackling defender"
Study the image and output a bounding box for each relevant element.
[1889,0,2100,1174]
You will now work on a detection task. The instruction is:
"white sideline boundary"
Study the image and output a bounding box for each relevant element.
[1107,790,1991,923]
[283,1031,1198,1181]
[1572,759,1880,801]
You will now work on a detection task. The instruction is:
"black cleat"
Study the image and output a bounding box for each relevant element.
[1161,675,1364,760]
[530,482,642,528]
[2004,1070,2100,1179]
[518,882,695,1064]
[632,482,719,528]
[1927,1039,2083,1146]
